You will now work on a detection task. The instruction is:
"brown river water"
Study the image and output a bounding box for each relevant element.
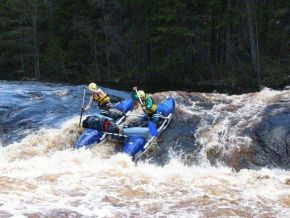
[0,81,289,217]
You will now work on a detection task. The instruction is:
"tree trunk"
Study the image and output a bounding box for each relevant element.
[19,8,24,76]
[254,0,261,86]
[102,0,111,81]
[92,37,101,82]
[225,0,232,64]
[32,1,40,80]
[188,37,193,73]
[207,28,216,79]
[246,0,260,86]
[50,0,53,19]
[59,48,69,82]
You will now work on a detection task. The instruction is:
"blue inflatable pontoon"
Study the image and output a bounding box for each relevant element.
[75,99,134,149]
[122,97,175,159]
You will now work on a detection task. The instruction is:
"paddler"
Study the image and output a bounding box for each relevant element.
[83,83,124,121]
[130,86,161,125]
[83,83,113,112]
[131,86,157,117]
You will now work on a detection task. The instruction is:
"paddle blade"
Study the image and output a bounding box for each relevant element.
[148,121,158,136]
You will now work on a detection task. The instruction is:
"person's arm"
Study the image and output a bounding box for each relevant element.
[144,97,153,109]
[86,87,103,95]
[131,91,139,102]
[131,88,141,106]
[131,86,138,101]
[83,96,93,112]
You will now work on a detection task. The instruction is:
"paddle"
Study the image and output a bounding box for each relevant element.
[79,89,86,127]
[134,89,158,136]
[135,88,144,106]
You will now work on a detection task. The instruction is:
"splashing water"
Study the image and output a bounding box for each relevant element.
[0,81,290,217]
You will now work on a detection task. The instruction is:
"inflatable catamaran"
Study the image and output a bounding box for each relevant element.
[122,97,175,159]
[75,97,175,159]
[75,99,134,149]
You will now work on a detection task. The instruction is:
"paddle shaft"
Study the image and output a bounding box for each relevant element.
[79,89,86,127]
[135,89,144,106]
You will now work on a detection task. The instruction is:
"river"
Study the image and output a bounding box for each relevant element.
[0,81,289,217]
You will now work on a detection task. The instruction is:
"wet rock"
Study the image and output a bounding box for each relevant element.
[146,112,200,165]
[251,111,290,169]
[223,105,290,170]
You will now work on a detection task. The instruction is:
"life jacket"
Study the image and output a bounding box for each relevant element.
[144,96,157,116]
[93,93,110,106]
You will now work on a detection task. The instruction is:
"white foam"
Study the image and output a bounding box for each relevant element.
[0,88,290,216]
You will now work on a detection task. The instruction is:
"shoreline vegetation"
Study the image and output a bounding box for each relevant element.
[2,78,287,94]
[0,1,289,93]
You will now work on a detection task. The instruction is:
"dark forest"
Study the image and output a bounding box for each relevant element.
[0,0,289,92]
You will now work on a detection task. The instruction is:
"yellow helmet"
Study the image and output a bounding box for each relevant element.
[88,83,97,90]
[138,90,145,99]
